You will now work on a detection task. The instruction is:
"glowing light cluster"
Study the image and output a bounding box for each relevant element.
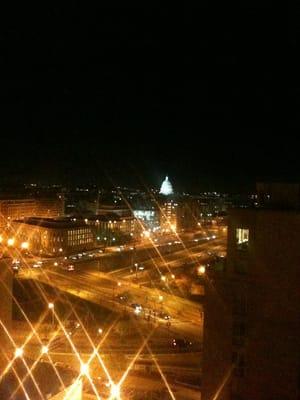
[159,176,174,195]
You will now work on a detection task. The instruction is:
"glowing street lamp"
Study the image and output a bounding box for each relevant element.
[14,347,24,358]
[41,345,48,355]
[117,281,122,287]
[198,265,206,275]
[48,302,54,310]
[110,383,121,399]
[21,241,29,250]
[161,275,166,282]
[98,327,103,335]
[159,295,164,302]
[7,238,15,246]
[80,363,89,377]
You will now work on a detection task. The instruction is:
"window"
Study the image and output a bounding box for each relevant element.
[236,228,249,250]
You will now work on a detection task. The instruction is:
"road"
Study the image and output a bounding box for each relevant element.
[14,230,226,398]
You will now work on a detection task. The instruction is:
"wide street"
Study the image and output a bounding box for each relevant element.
[14,229,226,398]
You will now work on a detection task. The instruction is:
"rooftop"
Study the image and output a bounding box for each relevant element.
[13,217,89,229]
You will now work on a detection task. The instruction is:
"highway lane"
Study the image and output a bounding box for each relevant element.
[17,238,226,341]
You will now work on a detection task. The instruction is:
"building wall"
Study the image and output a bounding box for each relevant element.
[202,273,232,400]
[203,208,300,400]
[0,197,64,227]
[12,222,94,256]
[227,209,300,400]
[160,199,178,232]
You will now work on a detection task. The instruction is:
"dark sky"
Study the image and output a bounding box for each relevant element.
[0,5,298,192]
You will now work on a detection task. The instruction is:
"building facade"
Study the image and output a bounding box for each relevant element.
[202,186,300,400]
[159,199,178,233]
[0,196,64,227]
[12,218,94,256]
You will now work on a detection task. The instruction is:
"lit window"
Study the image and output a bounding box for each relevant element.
[236,228,249,249]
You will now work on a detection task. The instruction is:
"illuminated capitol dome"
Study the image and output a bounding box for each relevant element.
[159,176,174,196]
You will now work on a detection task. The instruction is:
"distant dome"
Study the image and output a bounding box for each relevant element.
[159,176,174,195]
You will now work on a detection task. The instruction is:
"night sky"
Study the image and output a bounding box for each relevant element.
[0,5,298,192]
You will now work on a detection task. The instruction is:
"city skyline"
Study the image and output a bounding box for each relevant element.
[1,4,299,400]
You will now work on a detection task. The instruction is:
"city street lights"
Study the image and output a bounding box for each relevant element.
[98,327,103,335]
[14,347,24,358]
[110,383,121,399]
[21,241,29,250]
[41,345,48,355]
[80,363,89,377]
[198,265,206,275]
[7,238,15,246]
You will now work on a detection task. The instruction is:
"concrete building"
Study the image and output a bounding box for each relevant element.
[12,218,94,256]
[202,184,300,400]
[86,213,139,246]
[0,195,64,227]
[159,199,178,233]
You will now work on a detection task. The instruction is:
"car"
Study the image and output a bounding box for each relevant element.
[158,311,171,320]
[130,303,143,314]
[171,338,192,349]
[66,264,75,271]
[116,294,128,303]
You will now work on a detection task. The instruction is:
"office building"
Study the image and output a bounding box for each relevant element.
[0,195,64,227]
[202,183,300,400]
[12,218,94,256]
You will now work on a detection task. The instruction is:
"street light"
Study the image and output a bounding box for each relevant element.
[80,363,89,377]
[7,238,15,246]
[198,265,206,274]
[41,345,48,355]
[159,295,164,302]
[14,347,24,358]
[110,383,121,399]
[98,327,103,335]
[21,241,29,250]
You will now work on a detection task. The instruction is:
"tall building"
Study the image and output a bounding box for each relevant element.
[202,183,300,400]
[160,199,178,233]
